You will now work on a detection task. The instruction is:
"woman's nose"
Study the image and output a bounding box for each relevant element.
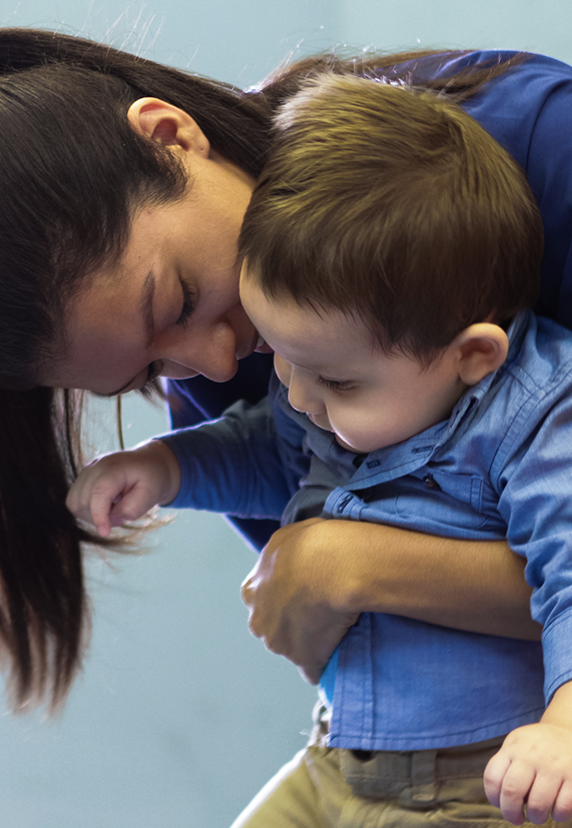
[159,321,239,383]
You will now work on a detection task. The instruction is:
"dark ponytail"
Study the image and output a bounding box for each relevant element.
[0,387,87,709]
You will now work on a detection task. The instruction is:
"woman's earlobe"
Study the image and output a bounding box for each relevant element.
[456,323,509,386]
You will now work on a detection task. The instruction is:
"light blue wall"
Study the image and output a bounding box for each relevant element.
[0,2,570,827]
[338,0,572,64]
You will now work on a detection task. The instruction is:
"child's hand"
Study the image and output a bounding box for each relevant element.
[66,441,181,537]
[484,722,572,825]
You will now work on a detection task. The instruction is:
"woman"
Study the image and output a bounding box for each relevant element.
[0,28,559,713]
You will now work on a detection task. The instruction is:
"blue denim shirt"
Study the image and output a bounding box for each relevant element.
[164,311,572,750]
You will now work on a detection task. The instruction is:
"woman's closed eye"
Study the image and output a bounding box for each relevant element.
[175,280,195,328]
[316,376,355,392]
[138,361,164,397]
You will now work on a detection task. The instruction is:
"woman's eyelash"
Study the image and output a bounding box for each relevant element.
[316,376,354,391]
[176,280,195,328]
[138,363,162,397]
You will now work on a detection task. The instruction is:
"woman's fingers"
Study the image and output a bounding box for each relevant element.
[241,519,359,681]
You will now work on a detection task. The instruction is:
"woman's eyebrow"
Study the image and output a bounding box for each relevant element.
[93,271,156,398]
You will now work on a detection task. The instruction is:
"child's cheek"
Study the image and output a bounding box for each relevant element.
[274,354,292,388]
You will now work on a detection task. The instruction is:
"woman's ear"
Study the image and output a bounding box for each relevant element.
[127,97,210,155]
[454,323,509,386]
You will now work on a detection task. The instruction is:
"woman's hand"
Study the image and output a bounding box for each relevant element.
[66,440,181,537]
[241,518,359,683]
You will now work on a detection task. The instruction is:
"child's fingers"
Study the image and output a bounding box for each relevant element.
[552,780,572,823]
[90,484,125,537]
[108,483,156,524]
[67,445,171,534]
[498,762,535,825]
[526,772,563,824]
[483,750,512,807]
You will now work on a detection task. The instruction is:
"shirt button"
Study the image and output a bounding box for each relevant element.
[337,494,353,513]
[423,475,441,490]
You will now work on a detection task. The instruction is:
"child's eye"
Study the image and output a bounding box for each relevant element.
[316,376,354,392]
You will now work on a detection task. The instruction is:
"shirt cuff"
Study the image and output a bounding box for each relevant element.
[542,606,572,703]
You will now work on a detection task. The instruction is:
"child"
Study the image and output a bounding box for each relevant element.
[68,74,572,826]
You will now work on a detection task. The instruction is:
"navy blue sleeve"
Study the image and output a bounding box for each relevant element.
[166,353,282,550]
[161,397,296,517]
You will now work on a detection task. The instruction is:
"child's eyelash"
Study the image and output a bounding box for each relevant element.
[176,280,195,328]
[316,376,354,391]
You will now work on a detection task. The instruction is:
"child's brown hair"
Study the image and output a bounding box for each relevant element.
[239,72,543,360]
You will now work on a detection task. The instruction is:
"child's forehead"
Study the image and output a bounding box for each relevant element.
[252,299,384,371]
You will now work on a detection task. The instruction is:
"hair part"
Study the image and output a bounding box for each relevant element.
[240,72,543,360]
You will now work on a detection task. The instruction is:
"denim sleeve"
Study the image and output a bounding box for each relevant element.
[495,382,572,703]
[157,393,308,521]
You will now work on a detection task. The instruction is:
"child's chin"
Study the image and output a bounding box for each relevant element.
[333,434,363,454]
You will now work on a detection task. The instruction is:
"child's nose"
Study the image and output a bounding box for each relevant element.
[288,374,324,415]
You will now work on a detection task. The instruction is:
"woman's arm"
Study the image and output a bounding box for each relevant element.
[241,517,540,684]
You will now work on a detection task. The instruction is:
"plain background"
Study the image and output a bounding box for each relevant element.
[0,2,571,826]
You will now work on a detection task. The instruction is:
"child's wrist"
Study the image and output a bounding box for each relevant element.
[138,440,181,506]
[540,680,572,730]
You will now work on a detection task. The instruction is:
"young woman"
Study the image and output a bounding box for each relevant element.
[0,28,563,714]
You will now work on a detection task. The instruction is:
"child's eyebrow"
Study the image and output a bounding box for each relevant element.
[287,357,356,381]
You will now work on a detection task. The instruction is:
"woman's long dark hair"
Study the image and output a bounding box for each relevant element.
[0,28,524,709]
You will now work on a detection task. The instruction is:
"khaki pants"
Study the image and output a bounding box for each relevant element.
[231,725,571,828]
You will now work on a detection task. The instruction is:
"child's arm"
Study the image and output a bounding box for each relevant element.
[66,441,181,537]
[484,681,572,825]
[68,392,307,537]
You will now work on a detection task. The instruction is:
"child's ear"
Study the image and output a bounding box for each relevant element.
[127,97,210,155]
[453,323,509,386]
